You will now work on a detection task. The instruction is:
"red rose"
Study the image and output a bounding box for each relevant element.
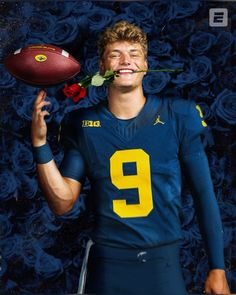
[63,83,86,102]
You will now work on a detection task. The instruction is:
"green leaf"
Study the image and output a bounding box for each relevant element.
[79,74,93,87]
[103,70,115,78]
[91,74,106,86]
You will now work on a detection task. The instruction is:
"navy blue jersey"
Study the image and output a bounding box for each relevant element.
[60,96,224,268]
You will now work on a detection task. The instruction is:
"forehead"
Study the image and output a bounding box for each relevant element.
[104,41,144,54]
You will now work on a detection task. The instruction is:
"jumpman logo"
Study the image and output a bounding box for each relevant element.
[154,115,165,125]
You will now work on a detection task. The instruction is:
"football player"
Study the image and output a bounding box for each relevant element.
[31,21,230,294]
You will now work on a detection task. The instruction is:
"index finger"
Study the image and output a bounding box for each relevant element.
[35,89,47,104]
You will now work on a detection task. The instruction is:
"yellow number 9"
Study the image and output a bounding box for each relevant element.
[110,149,153,218]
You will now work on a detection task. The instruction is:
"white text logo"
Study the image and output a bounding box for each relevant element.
[209,8,228,27]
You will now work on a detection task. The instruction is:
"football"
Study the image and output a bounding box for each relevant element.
[4,44,81,86]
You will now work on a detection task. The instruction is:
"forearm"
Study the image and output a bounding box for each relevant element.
[36,159,78,215]
[31,90,82,215]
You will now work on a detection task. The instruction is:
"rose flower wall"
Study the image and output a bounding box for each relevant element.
[0,0,235,294]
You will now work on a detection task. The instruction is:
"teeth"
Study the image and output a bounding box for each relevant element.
[117,69,133,73]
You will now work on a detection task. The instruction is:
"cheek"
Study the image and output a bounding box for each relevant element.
[108,59,118,67]
[102,60,113,69]
[134,60,147,69]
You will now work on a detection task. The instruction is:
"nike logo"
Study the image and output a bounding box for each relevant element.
[153,115,165,125]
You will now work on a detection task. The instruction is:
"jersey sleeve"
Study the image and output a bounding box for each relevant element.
[173,99,207,157]
[182,152,225,269]
[59,112,86,183]
[174,100,225,269]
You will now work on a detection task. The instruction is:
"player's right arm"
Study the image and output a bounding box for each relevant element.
[31,90,82,215]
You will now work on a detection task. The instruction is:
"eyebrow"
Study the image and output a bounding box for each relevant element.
[109,49,142,54]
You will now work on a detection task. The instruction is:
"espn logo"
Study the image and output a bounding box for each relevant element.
[209,8,228,27]
[82,120,101,127]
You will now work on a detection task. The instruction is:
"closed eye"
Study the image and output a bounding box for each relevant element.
[109,52,121,58]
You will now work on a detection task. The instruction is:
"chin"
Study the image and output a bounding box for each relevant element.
[114,80,135,88]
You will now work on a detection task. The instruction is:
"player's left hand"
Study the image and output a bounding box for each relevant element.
[204,269,230,294]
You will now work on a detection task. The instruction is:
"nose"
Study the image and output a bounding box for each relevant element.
[120,53,131,65]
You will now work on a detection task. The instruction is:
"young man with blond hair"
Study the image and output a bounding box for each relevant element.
[32,21,229,294]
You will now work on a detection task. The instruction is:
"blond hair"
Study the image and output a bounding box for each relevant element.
[97,21,148,58]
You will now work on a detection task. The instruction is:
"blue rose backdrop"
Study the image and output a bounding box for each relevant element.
[0,0,235,294]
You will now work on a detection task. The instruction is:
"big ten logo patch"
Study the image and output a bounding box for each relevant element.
[209,8,228,27]
[82,120,101,127]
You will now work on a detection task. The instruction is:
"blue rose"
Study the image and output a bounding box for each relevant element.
[44,16,80,45]
[182,268,193,286]
[0,169,18,201]
[122,2,154,33]
[158,54,185,70]
[146,56,160,71]
[208,153,225,188]
[17,173,38,199]
[218,66,236,91]
[149,40,172,57]
[87,7,115,33]
[1,111,27,134]
[23,206,61,240]
[0,214,12,238]
[1,64,17,88]
[39,1,77,19]
[210,31,234,65]
[172,0,200,19]
[162,19,196,43]
[192,253,208,289]
[87,85,108,106]
[182,223,202,246]
[83,56,99,75]
[56,99,84,119]
[152,1,176,28]
[71,1,94,16]
[214,31,234,54]
[12,93,59,123]
[0,144,11,166]
[19,238,41,268]
[143,72,171,94]
[181,204,194,227]
[113,14,134,25]
[219,201,236,221]
[222,225,233,247]
[180,247,194,268]
[189,56,213,81]
[1,27,15,62]
[12,94,38,122]
[0,235,20,260]
[188,31,216,56]
[24,12,55,40]
[3,279,18,292]
[172,56,213,87]
[11,141,35,173]
[72,252,83,269]
[18,1,33,18]
[53,99,75,122]
[64,267,82,293]
[188,85,211,101]
[211,89,236,125]
[34,250,63,279]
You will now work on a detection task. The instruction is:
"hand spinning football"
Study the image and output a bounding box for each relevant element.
[4,44,81,86]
